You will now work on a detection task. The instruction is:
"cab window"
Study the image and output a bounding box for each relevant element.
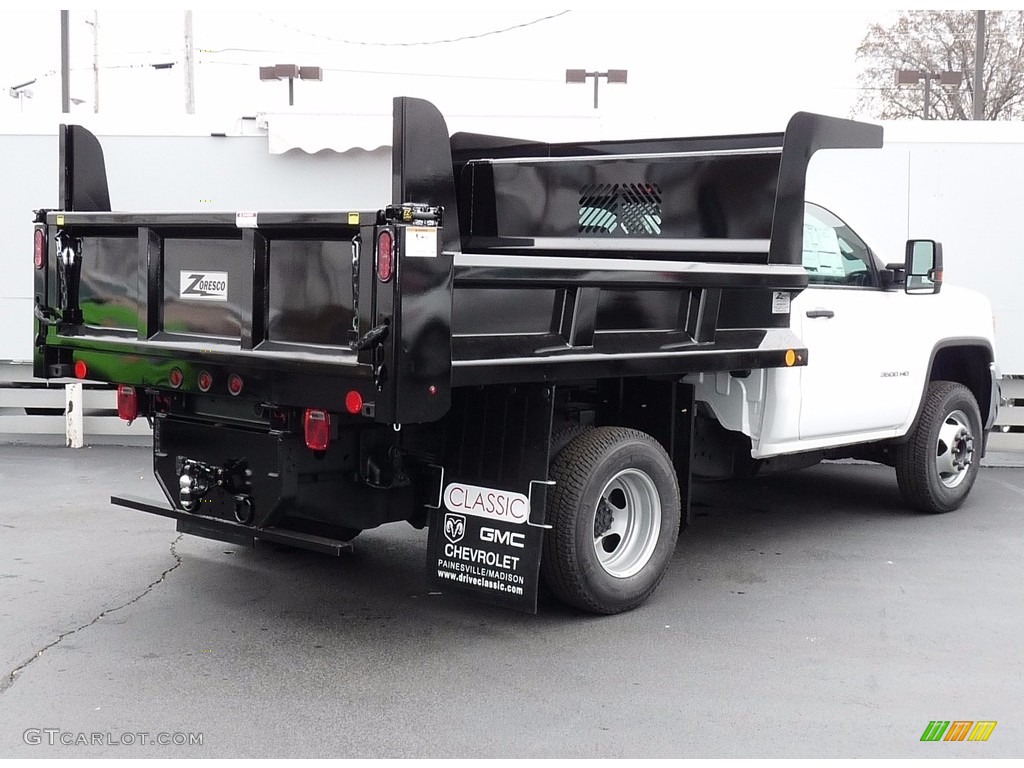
[802,203,877,288]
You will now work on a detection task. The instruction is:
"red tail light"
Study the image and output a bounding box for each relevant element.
[304,408,330,451]
[197,371,212,392]
[74,360,88,379]
[344,390,363,415]
[227,373,244,396]
[116,385,139,423]
[376,230,394,282]
[168,367,183,389]
[33,229,46,269]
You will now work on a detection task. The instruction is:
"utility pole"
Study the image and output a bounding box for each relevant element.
[60,10,70,113]
[974,10,986,120]
[184,10,195,114]
[88,11,99,113]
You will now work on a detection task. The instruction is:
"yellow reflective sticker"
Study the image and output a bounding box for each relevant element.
[348,212,359,225]
[56,215,64,226]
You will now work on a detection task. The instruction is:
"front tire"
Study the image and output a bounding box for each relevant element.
[541,427,681,614]
[895,381,982,513]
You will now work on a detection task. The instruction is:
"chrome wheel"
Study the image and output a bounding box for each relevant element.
[593,468,662,579]
[895,381,983,514]
[936,409,974,489]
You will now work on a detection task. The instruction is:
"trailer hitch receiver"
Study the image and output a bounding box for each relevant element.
[176,457,252,513]
[178,462,212,511]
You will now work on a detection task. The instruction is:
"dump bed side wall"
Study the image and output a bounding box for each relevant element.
[461,152,780,255]
[449,113,883,266]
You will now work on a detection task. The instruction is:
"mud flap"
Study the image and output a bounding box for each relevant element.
[425,384,553,613]
[426,480,549,612]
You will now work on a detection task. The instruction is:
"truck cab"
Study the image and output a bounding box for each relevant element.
[694,201,998,513]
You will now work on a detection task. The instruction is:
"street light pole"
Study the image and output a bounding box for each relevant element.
[565,69,628,109]
[8,80,36,113]
[259,64,323,107]
[896,69,964,120]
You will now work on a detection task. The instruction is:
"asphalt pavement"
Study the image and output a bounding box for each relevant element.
[1,444,1022,758]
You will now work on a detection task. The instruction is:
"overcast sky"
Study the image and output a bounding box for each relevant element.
[0,3,898,137]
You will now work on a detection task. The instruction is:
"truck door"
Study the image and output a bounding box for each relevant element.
[794,204,918,441]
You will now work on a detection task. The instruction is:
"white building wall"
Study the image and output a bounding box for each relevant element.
[0,131,390,363]
[807,125,1024,373]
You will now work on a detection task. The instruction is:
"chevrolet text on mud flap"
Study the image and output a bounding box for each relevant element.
[35,98,997,616]
[179,271,228,301]
[440,514,523,571]
[442,482,529,524]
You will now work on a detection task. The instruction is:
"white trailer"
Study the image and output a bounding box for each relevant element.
[806,120,1024,371]
[805,120,1024,441]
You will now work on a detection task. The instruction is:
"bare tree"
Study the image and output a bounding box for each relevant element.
[856,10,1024,120]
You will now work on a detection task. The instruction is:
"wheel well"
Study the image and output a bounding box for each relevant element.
[929,344,992,419]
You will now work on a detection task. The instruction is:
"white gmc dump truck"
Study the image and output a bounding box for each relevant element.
[34,100,998,615]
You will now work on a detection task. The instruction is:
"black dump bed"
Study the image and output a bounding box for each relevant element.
[33,98,882,422]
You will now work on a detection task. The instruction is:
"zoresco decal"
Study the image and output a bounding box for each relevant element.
[179,271,228,301]
[443,482,530,524]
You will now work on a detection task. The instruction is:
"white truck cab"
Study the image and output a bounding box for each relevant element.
[693,202,999,514]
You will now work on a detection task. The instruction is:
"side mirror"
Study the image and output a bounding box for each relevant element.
[904,239,943,295]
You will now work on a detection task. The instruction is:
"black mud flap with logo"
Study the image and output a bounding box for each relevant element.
[425,384,554,613]
[426,480,549,613]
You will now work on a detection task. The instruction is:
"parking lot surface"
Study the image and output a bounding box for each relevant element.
[1,445,1022,757]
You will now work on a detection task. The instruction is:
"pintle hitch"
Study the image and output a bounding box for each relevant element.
[176,457,253,520]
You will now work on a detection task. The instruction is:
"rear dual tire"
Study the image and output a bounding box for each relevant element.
[541,427,681,614]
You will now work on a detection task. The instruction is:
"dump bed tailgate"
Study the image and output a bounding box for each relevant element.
[34,206,452,424]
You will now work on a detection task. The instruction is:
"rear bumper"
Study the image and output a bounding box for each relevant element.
[152,415,415,533]
[111,495,354,555]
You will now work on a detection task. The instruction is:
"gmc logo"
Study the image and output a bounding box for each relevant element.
[480,527,525,549]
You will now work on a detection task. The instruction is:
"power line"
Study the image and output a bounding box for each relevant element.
[196,59,557,83]
[248,9,572,48]
[15,57,558,87]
